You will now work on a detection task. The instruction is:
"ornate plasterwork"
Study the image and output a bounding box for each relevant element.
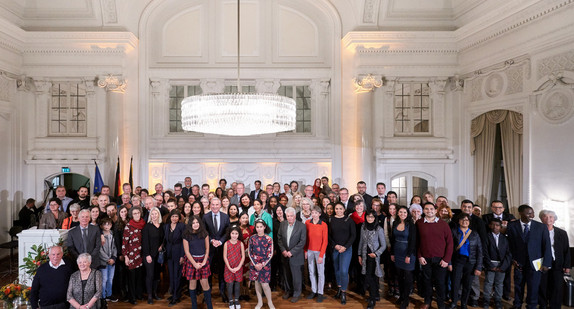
[363,0,380,23]
[309,79,330,97]
[538,88,574,124]
[255,79,281,94]
[101,0,118,24]
[32,80,51,94]
[464,56,528,102]
[353,74,383,93]
[537,50,574,80]
[97,74,126,93]
[458,0,574,52]
[199,79,225,94]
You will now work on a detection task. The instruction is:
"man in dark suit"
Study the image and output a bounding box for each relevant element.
[181,177,193,199]
[482,200,516,234]
[356,181,372,209]
[250,180,262,201]
[507,204,552,309]
[538,210,571,309]
[66,209,101,268]
[202,198,230,302]
[375,182,388,205]
[483,219,512,309]
[277,207,307,303]
[483,200,517,299]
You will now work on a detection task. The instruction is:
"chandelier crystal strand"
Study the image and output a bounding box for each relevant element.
[180,0,296,136]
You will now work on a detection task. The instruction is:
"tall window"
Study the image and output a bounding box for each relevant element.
[278,85,311,133]
[169,85,202,132]
[50,83,87,136]
[394,82,430,135]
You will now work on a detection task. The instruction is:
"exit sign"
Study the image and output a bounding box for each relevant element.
[62,167,70,173]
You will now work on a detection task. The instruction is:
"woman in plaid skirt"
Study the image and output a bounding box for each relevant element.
[182,215,212,309]
[223,226,245,309]
[249,219,275,309]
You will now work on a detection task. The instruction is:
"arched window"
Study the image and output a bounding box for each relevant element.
[390,172,436,206]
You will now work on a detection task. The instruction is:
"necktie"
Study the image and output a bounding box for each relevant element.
[523,223,530,240]
[213,214,218,232]
[81,228,88,253]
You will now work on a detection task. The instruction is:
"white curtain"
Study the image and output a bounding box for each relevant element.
[500,111,523,214]
[472,113,497,209]
[472,110,522,213]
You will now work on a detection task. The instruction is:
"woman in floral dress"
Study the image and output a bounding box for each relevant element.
[248,219,274,309]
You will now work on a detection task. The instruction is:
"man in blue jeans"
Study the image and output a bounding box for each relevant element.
[416,202,453,309]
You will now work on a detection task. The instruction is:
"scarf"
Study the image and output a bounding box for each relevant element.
[364,218,378,231]
[350,211,365,224]
[129,218,145,230]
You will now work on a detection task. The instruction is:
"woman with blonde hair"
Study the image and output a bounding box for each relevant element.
[288,192,303,213]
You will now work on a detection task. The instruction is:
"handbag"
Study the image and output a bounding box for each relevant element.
[157,247,166,264]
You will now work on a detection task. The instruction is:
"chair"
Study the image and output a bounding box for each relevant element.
[0,226,23,276]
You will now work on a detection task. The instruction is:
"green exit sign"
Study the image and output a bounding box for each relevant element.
[62,167,70,173]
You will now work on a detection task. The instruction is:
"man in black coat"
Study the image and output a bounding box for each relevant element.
[538,210,571,309]
[483,219,512,309]
[203,198,230,303]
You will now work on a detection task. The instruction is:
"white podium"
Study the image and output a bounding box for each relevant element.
[18,228,69,286]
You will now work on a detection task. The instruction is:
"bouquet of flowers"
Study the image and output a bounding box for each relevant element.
[0,281,30,307]
[20,238,67,277]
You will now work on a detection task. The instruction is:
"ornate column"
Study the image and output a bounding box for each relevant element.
[429,79,448,138]
[32,80,52,138]
[309,79,330,137]
[98,74,126,181]
[353,74,382,187]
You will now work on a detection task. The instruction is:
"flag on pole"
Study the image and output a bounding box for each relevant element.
[94,161,104,194]
[129,156,133,190]
[114,156,121,198]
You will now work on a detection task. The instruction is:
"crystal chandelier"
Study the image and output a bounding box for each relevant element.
[181,0,296,136]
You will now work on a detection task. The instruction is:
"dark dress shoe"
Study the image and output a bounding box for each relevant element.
[367,300,376,309]
[290,296,300,303]
[147,298,153,304]
[468,299,478,307]
[334,289,341,299]
[306,293,316,299]
[282,293,291,300]
[153,295,162,300]
[128,300,137,305]
[340,292,347,305]
[316,294,326,303]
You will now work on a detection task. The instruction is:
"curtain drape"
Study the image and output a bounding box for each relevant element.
[472,110,522,213]
[472,116,497,209]
[500,111,523,214]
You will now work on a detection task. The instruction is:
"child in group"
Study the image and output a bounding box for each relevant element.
[238,212,254,300]
[248,219,275,309]
[182,215,212,309]
[483,218,511,309]
[223,226,246,309]
[99,217,117,305]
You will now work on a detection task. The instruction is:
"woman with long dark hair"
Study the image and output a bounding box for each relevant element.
[123,206,145,304]
[391,206,417,309]
[329,202,356,304]
[164,209,185,305]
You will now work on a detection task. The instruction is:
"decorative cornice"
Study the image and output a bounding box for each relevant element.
[457,0,574,52]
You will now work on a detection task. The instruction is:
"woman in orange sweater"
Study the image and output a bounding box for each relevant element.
[304,206,329,302]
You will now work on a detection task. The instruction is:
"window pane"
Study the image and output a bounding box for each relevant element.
[303,121,311,132]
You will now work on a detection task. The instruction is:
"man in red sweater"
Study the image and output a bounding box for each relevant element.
[416,202,453,309]
[304,206,329,302]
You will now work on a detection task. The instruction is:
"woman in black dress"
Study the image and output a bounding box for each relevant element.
[142,207,164,304]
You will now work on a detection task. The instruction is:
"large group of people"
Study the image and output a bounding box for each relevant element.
[25,177,571,309]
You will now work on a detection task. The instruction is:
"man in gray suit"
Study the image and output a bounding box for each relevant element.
[277,207,307,303]
[66,209,101,268]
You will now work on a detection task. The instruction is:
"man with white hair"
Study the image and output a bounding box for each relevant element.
[66,209,101,268]
[230,182,245,206]
[30,246,73,309]
[278,207,307,303]
[538,209,571,309]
